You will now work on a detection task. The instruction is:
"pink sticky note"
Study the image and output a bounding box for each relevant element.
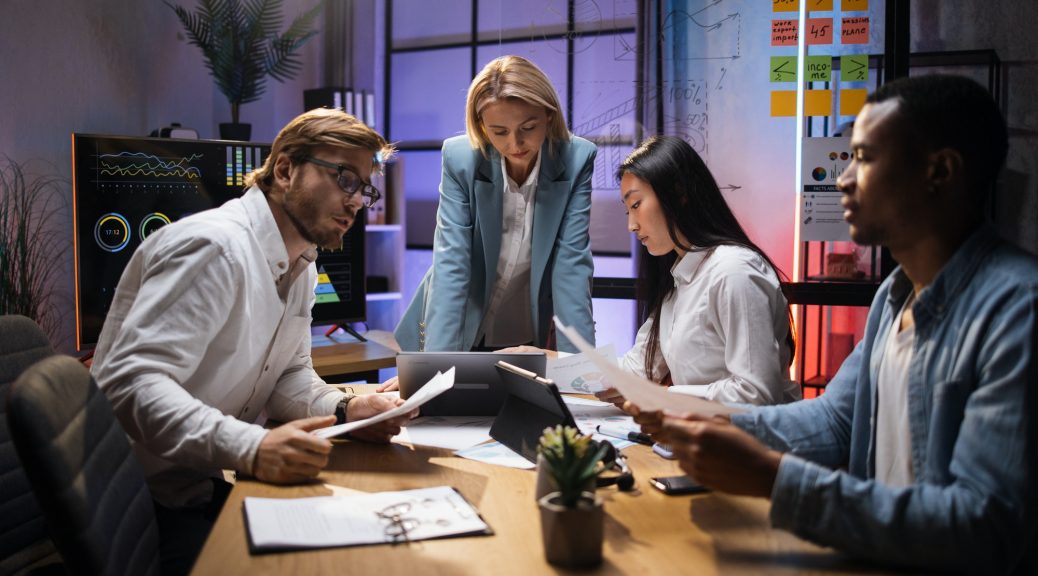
[772,19,799,46]
[841,16,869,44]
[806,18,833,45]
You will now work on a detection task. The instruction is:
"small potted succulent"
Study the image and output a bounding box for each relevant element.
[536,425,609,568]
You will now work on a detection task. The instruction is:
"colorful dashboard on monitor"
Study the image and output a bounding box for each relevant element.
[72,133,365,350]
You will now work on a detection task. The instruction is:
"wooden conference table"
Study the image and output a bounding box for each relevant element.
[310,339,397,383]
[193,395,893,575]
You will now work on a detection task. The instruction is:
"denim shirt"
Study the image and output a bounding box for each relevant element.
[732,227,1038,575]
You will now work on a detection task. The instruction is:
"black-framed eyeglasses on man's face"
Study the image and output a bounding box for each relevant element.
[303,156,381,209]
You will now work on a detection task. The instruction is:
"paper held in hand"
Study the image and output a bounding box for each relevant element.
[553,317,743,417]
[314,367,456,439]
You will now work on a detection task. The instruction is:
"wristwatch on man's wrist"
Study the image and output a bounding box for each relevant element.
[334,396,353,425]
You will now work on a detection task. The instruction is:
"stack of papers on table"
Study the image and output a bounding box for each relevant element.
[243,485,491,553]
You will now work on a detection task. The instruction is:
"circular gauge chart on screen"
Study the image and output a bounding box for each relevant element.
[94,213,131,252]
[139,212,172,241]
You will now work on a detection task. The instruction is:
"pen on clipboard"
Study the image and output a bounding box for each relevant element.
[596,424,653,446]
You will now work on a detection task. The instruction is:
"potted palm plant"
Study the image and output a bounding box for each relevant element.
[0,158,67,344]
[166,0,324,140]
[537,425,609,568]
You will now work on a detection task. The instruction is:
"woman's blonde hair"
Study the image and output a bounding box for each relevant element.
[465,55,570,155]
[245,107,396,192]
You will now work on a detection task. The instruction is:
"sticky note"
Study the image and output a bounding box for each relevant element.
[771,91,797,116]
[806,56,831,82]
[841,16,869,44]
[840,88,868,116]
[842,0,869,10]
[772,19,799,46]
[773,0,799,12]
[771,90,833,117]
[805,89,832,115]
[806,18,834,45]
[840,54,869,82]
[771,56,798,82]
[810,0,834,10]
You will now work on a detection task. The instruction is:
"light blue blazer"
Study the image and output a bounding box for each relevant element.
[395,135,597,352]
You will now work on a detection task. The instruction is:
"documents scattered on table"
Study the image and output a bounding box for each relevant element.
[315,368,455,439]
[243,485,491,552]
[455,440,535,469]
[393,415,495,450]
[562,395,637,449]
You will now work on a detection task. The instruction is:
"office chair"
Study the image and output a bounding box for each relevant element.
[0,314,62,574]
[7,355,160,576]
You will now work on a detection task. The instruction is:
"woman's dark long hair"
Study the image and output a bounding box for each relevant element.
[616,136,795,381]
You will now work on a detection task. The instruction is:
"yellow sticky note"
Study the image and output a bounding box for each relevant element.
[842,0,868,10]
[805,90,832,115]
[840,88,868,116]
[774,0,799,12]
[771,91,797,116]
[810,0,834,10]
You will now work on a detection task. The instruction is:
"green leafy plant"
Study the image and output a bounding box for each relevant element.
[538,425,609,508]
[166,0,324,124]
[0,158,67,342]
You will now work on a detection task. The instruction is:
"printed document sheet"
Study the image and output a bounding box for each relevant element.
[554,317,743,417]
[244,485,490,552]
[314,368,455,439]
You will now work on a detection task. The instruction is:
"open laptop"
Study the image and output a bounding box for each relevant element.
[396,352,546,416]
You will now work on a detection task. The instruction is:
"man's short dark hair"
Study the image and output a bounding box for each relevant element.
[867,74,1008,199]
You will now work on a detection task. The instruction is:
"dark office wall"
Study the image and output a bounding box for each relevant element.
[912,1,1038,255]
[0,0,324,353]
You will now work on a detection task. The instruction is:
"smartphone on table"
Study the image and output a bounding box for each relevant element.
[649,475,710,495]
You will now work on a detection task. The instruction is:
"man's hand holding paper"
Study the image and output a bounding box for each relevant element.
[314,368,456,440]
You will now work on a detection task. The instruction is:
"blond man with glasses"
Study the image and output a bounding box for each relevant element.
[92,108,416,575]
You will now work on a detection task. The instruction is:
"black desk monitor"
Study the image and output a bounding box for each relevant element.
[72,133,366,349]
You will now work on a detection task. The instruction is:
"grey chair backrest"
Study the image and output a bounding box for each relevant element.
[0,314,60,573]
[7,355,160,576]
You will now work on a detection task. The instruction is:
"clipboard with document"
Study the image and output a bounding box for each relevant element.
[243,485,492,553]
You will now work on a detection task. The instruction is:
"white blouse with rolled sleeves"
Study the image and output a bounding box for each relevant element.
[620,245,800,406]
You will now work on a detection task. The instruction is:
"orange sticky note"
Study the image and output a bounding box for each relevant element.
[771,90,833,117]
[842,0,869,10]
[773,0,799,12]
[772,19,799,46]
[771,91,797,117]
[806,18,834,45]
[840,88,868,116]
[805,89,832,115]
[841,16,869,44]
[810,0,834,10]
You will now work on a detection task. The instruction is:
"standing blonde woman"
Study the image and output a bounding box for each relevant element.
[395,55,597,352]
